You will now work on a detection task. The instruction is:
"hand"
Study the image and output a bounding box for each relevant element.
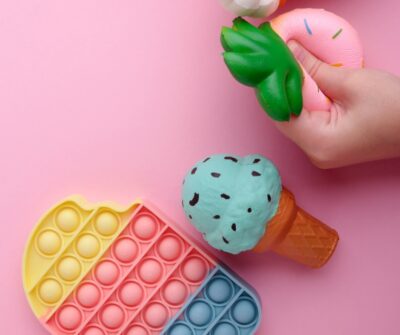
[275,41,400,169]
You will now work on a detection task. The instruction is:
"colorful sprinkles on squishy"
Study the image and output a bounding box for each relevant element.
[23,196,262,334]
[221,8,364,121]
[182,154,339,268]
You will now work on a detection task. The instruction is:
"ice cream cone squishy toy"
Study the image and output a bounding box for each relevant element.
[221,8,364,121]
[182,154,339,268]
[219,0,287,18]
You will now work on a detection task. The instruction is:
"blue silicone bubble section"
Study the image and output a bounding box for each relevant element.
[162,265,261,335]
[210,293,260,335]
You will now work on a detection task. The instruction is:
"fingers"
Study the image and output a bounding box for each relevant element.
[274,107,338,167]
[274,108,330,145]
[287,41,349,100]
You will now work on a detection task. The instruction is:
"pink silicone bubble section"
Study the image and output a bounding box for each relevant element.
[45,205,215,335]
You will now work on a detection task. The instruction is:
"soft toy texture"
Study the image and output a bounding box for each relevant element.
[221,18,303,121]
[182,154,282,254]
[221,9,363,121]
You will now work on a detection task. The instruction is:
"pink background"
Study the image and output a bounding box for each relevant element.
[1,0,400,334]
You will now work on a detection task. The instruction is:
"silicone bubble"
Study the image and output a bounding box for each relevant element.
[213,321,239,335]
[181,256,208,284]
[157,234,183,262]
[56,305,82,331]
[113,237,138,264]
[23,198,262,335]
[162,279,188,307]
[132,214,158,241]
[38,278,63,305]
[95,260,120,287]
[118,281,144,307]
[82,326,106,335]
[76,234,100,259]
[230,297,258,326]
[76,282,101,309]
[205,276,234,305]
[36,229,61,256]
[186,300,214,328]
[138,258,164,285]
[168,322,195,335]
[126,324,149,335]
[57,256,82,282]
[95,211,119,237]
[144,302,169,329]
[100,303,125,330]
[55,207,80,233]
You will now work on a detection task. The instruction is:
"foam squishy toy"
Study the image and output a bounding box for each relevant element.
[182,154,339,268]
[221,8,364,121]
[219,0,286,18]
[23,196,262,334]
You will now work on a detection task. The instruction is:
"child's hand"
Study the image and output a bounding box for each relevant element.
[275,41,400,169]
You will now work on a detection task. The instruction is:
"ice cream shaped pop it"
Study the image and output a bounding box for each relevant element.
[23,196,262,334]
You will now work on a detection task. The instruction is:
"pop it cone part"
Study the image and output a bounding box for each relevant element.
[229,296,259,327]
[23,196,141,319]
[253,188,339,268]
[163,268,261,335]
[204,276,235,306]
[212,321,240,335]
[209,295,260,335]
[24,197,262,335]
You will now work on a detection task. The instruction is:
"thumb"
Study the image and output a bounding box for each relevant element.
[288,40,348,99]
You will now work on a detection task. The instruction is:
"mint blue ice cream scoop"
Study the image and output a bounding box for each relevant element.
[182,154,282,254]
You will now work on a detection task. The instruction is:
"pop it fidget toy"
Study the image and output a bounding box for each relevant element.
[23,196,261,334]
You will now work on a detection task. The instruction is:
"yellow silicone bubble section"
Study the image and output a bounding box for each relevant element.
[22,196,141,320]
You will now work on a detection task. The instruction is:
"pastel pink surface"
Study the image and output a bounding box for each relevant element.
[0,1,399,335]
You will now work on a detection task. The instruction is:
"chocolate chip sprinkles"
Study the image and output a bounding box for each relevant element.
[222,236,229,244]
[191,167,197,175]
[251,171,261,177]
[253,158,261,163]
[247,208,252,213]
[220,193,230,200]
[267,194,272,202]
[189,192,200,206]
[211,172,221,178]
[203,157,210,162]
[231,223,237,231]
[224,156,238,163]
[213,215,221,219]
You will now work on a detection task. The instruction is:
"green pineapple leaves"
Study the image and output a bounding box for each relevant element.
[221,18,304,121]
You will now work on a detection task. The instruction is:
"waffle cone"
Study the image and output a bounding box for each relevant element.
[253,188,339,268]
